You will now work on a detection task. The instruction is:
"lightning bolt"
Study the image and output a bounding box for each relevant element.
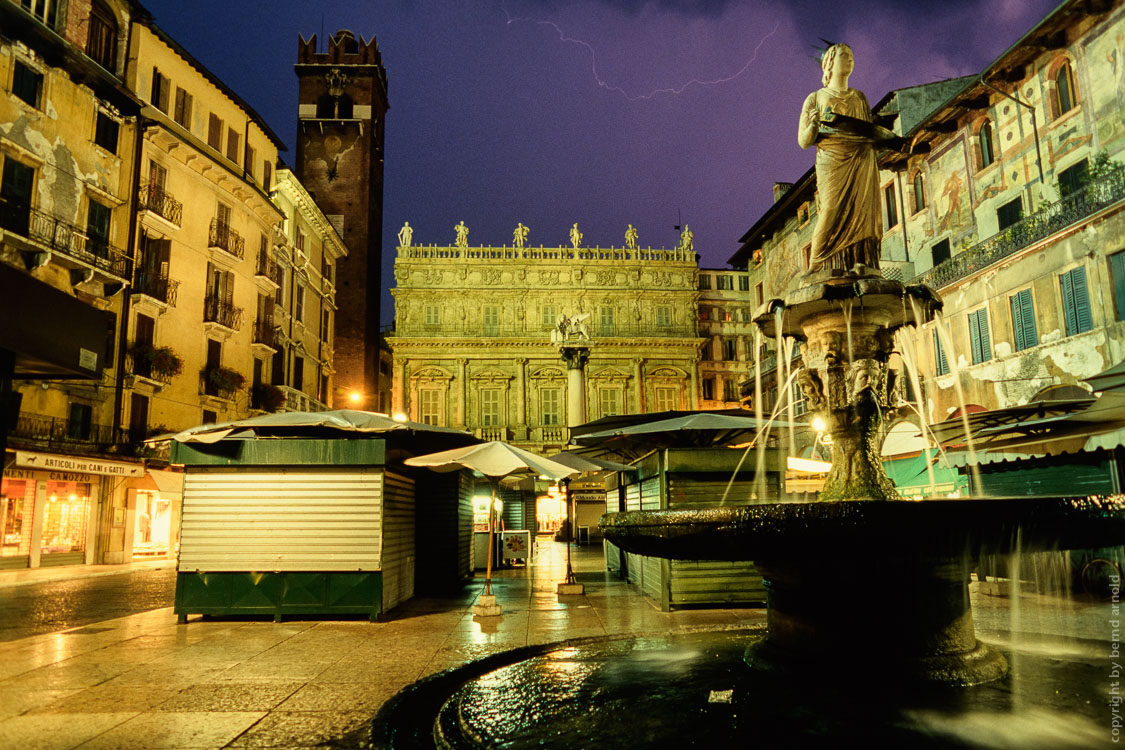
[501,4,781,101]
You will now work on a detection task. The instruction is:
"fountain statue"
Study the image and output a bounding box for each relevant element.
[368,44,1125,749]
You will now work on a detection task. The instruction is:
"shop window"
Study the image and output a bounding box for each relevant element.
[933,329,950,376]
[978,121,995,169]
[968,307,992,365]
[1009,289,1038,351]
[132,491,172,559]
[151,68,169,112]
[94,111,118,153]
[67,403,92,440]
[207,113,223,151]
[541,389,560,426]
[1060,266,1093,337]
[598,388,621,418]
[1054,61,1077,117]
[912,172,926,213]
[997,197,1023,231]
[480,389,501,426]
[41,480,91,558]
[931,239,950,267]
[884,183,898,228]
[86,0,118,71]
[12,61,43,109]
[174,87,192,129]
[1,477,35,560]
[655,386,677,412]
[1058,159,1088,197]
[599,306,615,336]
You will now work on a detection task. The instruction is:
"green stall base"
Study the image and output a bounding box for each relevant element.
[174,571,383,622]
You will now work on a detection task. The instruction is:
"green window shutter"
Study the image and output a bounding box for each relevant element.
[1061,267,1093,336]
[933,329,949,376]
[1010,289,1037,351]
[969,308,991,364]
[1112,253,1125,322]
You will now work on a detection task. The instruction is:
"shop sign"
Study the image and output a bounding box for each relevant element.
[14,451,144,478]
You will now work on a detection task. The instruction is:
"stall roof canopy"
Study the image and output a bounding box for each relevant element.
[169,410,477,446]
[572,409,801,454]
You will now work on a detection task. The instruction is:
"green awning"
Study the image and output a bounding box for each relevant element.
[882,449,966,494]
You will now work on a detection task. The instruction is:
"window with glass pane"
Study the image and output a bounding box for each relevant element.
[699,274,711,290]
[1060,266,1093,336]
[1055,62,1076,116]
[717,275,733,290]
[722,338,737,361]
[87,199,111,256]
[541,389,560,425]
[739,275,750,291]
[1009,289,1038,351]
[884,183,898,228]
[0,478,34,558]
[997,197,1022,231]
[979,121,995,169]
[541,305,556,328]
[483,305,499,335]
[702,378,715,401]
[174,88,193,129]
[599,388,621,417]
[67,403,92,440]
[655,386,677,412]
[1058,159,1088,197]
[86,0,117,70]
[599,306,615,336]
[425,304,440,326]
[791,379,807,415]
[420,389,442,425]
[913,173,926,212]
[13,62,42,108]
[1110,252,1125,322]
[41,480,90,557]
[151,68,169,112]
[94,111,118,153]
[656,306,671,327]
[480,389,500,426]
[968,308,992,365]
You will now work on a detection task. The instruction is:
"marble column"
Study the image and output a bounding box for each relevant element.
[561,347,590,427]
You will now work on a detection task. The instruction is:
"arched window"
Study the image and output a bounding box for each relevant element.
[978,121,995,169]
[86,0,118,71]
[912,172,926,213]
[1054,61,1076,117]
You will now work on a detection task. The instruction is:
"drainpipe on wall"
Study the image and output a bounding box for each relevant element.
[979,74,1047,199]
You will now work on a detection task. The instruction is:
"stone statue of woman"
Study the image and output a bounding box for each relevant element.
[798,43,882,278]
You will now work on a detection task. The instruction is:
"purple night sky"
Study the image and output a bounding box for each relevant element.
[141,0,1059,321]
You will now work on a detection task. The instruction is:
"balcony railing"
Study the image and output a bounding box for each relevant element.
[208,219,245,260]
[478,426,509,441]
[252,317,276,347]
[125,349,174,384]
[916,169,1125,290]
[132,270,179,307]
[255,252,280,285]
[277,385,327,413]
[0,197,131,280]
[137,182,182,227]
[203,295,243,330]
[8,411,126,454]
[540,426,568,443]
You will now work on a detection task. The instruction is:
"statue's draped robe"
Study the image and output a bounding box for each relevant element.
[807,87,882,273]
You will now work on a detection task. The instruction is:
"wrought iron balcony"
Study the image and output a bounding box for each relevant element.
[277,385,327,413]
[125,348,174,385]
[132,270,179,307]
[208,219,245,260]
[137,182,182,227]
[8,411,122,454]
[0,197,131,280]
[916,169,1125,290]
[203,295,243,330]
[255,251,280,285]
[252,317,277,347]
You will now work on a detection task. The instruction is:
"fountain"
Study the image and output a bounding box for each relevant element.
[370,44,1125,748]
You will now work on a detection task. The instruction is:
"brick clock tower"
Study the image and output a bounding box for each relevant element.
[295,30,388,410]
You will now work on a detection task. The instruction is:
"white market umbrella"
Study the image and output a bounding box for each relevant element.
[405,442,580,595]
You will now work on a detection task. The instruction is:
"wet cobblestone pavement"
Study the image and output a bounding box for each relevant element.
[0,568,177,642]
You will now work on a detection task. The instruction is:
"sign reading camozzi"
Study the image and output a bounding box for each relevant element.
[14,451,144,478]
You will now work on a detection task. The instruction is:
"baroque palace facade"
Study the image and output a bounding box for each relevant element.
[0,1,346,569]
[734,0,1125,496]
[389,236,702,451]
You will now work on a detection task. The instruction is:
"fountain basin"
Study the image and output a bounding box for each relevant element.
[601,497,1125,685]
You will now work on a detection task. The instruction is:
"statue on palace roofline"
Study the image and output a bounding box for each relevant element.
[624,224,638,250]
[798,43,902,280]
[454,220,469,248]
[570,223,583,249]
[513,223,529,249]
[679,224,693,252]
[397,221,413,248]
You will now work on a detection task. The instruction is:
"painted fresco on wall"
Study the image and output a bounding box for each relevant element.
[931,142,972,238]
[766,232,802,298]
[1086,26,1125,150]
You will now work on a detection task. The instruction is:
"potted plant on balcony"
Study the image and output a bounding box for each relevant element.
[251,383,286,412]
[205,365,247,397]
[150,346,184,378]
